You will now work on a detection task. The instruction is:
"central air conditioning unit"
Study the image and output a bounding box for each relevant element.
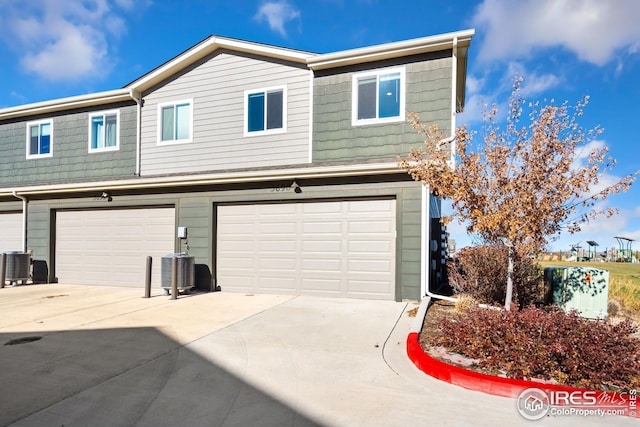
[3,251,31,285]
[161,253,195,295]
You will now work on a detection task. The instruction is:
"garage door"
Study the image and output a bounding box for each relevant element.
[217,199,396,299]
[0,213,22,252]
[56,208,175,287]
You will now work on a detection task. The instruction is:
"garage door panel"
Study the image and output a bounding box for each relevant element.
[301,258,342,271]
[259,276,296,290]
[301,278,341,293]
[215,255,249,268]
[348,259,392,273]
[258,257,296,270]
[261,223,297,235]
[217,199,396,299]
[302,240,341,252]
[219,239,255,252]
[348,220,393,233]
[349,240,392,253]
[259,240,296,252]
[301,202,342,214]
[258,203,296,215]
[350,199,394,212]
[218,222,256,235]
[56,208,174,287]
[302,221,342,234]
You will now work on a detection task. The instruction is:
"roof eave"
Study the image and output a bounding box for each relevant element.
[0,89,134,121]
[456,45,470,113]
[1,162,404,197]
[127,36,316,93]
[307,28,474,70]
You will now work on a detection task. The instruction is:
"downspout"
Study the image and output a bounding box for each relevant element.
[307,68,314,163]
[130,89,142,176]
[450,36,458,167]
[420,37,461,303]
[12,191,28,253]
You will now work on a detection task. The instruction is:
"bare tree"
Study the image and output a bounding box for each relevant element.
[400,77,638,310]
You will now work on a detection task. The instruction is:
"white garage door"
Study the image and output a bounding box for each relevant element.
[56,208,175,287]
[0,213,22,252]
[217,199,396,299]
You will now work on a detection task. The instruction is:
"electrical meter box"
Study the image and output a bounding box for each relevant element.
[543,266,609,319]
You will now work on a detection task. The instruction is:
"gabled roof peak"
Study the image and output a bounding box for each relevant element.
[127,29,474,92]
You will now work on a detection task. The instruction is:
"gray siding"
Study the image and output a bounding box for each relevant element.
[313,54,453,163]
[0,103,137,186]
[140,50,311,175]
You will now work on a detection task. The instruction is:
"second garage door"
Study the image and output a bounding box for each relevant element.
[56,208,175,287]
[217,199,396,299]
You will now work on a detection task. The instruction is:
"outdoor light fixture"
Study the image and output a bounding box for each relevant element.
[96,191,112,202]
[291,180,302,194]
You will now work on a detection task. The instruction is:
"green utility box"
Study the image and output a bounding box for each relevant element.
[543,267,609,319]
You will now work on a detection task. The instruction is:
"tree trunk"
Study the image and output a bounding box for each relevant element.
[505,243,514,310]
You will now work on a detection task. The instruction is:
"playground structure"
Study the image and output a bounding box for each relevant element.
[615,236,635,263]
[540,237,638,263]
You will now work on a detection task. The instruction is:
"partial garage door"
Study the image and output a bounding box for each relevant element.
[0,213,22,252]
[56,208,175,287]
[217,199,396,299]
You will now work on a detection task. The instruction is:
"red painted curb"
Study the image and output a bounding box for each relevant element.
[407,332,638,418]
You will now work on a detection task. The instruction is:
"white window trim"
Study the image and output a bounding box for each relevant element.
[243,85,287,137]
[351,67,406,127]
[88,109,120,153]
[25,119,54,159]
[157,99,193,145]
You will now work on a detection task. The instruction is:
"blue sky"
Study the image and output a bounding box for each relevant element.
[0,0,639,253]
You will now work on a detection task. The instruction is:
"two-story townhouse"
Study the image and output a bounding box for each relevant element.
[0,29,473,301]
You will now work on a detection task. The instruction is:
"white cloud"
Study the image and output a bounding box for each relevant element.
[504,62,561,96]
[459,62,561,125]
[22,22,107,81]
[550,204,639,251]
[472,0,640,65]
[573,139,606,164]
[254,1,301,37]
[0,0,138,82]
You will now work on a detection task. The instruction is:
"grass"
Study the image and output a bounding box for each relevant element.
[538,260,640,314]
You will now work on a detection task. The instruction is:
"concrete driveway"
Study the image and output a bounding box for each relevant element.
[0,284,633,426]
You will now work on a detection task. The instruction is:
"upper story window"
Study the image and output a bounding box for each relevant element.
[89,110,119,152]
[352,67,405,126]
[158,99,192,144]
[26,120,53,159]
[244,86,286,136]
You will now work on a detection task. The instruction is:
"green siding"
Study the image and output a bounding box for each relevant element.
[25,203,50,262]
[177,197,213,265]
[0,103,137,186]
[15,177,423,300]
[399,185,422,299]
[313,55,453,164]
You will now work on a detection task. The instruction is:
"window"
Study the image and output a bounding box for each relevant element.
[26,120,53,158]
[89,110,119,152]
[245,87,286,135]
[158,100,192,144]
[352,68,405,126]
